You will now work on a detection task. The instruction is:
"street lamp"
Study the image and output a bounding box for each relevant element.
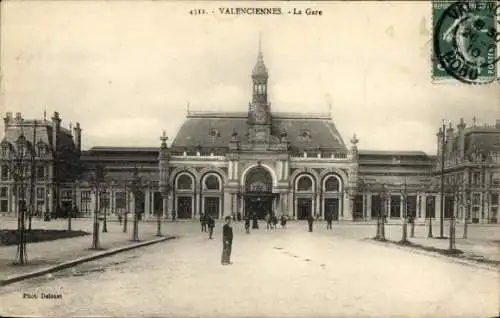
[426,195,434,238]
[123,182,129,233]
[89,164,105,249]
[400,178,409,244]
[102,188,108,233]
[129,166,143,242]
[375,184,387,240]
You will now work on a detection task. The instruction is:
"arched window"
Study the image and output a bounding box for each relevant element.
[325,176,340,192]
[204,174,220,190]
[297,176,313,191]
[176,174,193,190]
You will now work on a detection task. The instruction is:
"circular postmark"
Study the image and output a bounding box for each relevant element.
[434,1,500,84]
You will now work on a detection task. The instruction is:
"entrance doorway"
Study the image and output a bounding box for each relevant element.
[177,196,192,219]
[297,198,312,220]
[324,198,339,221]
[245,195,273,219]
[204,197,220,219]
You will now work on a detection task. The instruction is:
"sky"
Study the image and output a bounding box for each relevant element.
[1,1,499,155]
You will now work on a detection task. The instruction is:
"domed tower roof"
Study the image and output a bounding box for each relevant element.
[252,34,268,78]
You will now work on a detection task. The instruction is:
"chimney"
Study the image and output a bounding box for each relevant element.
[51,111,61,151]
[457,118,466,159]
[14,112,23,124]
[446,122,454,153]
[3,112,12,130]
[436,127,444,158]
[73,122,82,153]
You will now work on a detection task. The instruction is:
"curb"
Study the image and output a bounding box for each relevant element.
[0,235,177,287]
[365,238,498,272]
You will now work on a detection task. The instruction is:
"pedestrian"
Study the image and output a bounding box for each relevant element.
[221,216,233,265]
[326,212,333,230]
[265,213,271,230]
[280,215,287,229]
[208,215,215,239]
[172,210,177,222]
[271,214,278,229]
[118,213,122,225]
[200,213,207,232]
[307,214,314,232]
[244,215,251,234]
[237,212,242,222]
[252,213,259,229]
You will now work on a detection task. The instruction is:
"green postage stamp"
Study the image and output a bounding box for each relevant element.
[432,0,499,84]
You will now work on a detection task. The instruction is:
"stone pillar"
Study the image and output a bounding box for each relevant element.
[232,193,237,215]
[421,194,427,220]
[195,192,201,218]
[167,193,173,219]
[144,190,150,218]
[367,193,372,219]
[315,193,321,218]
[342,192,350,220]
[400,194,404,219]
[239,194,244,216]
[436,193,442,221]
[224,191,232,218]
[162,195,168,218]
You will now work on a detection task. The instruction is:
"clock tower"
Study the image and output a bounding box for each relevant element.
[248,35,271,143]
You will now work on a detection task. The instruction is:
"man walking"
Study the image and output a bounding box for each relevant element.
[307,213,314,232]
[200,213,207,232]
[207,214,215,239]
[326,212,333,230]
[244,214,251,234]
[221,216,233,265]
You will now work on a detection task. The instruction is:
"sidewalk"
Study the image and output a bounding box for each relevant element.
[380,223,500,265]
[0,219,174,283]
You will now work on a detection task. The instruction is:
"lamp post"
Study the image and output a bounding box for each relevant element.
[123,184,129,233]
[129,166,143,242]
[427,195,434,238]
[90,164,105,249]
[375,184,387,240]
[400,178,409,244]
[102,189,108,233]
[463,198,471,239]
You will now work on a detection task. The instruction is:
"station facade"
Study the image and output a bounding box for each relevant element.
[1,47,499,223]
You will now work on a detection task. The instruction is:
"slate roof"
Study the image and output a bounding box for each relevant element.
[171,111,347,152]
[1,120,76,152]
[464,130,500,152]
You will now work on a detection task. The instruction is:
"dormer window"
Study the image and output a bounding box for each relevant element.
[208,128,220,137]
[38,144,46,157]
[300,129,311,141]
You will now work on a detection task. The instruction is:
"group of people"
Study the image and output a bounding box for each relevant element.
[200,213,216,239]
[200,211,337,266]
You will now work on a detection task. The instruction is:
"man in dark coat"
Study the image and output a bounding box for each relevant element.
[221,216,233,265]
[252,213,259,229]
[326,212,333,230]
[207,215,215,239]
[307,214,314,232]
[244,215,251,234]
[200,213,207,232]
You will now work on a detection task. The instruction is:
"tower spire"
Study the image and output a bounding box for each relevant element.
[258,31,262,58]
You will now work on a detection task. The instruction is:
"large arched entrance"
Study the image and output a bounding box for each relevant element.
[244,166,275,219]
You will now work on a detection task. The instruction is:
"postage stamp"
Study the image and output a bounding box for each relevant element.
[432,0,500,84]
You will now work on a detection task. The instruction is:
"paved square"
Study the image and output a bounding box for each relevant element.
[0,222,497,317]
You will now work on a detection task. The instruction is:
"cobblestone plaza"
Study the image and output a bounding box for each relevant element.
[0,221,497,318]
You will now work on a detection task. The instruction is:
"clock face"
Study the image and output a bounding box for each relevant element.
[254,109,267,122]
